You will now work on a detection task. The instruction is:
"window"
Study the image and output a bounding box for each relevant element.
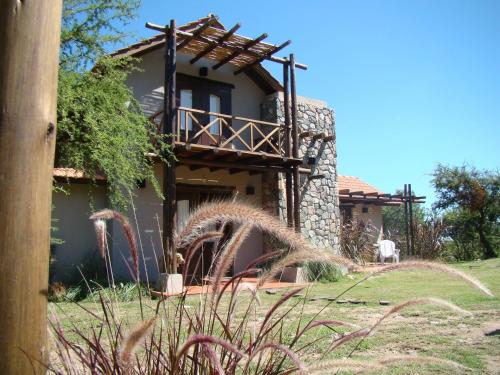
[180,89,193,130]
[209,94,221,135]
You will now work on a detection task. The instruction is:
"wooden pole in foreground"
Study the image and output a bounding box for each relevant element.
[283,60,293,228]
[162,19,177,274]
[290,53,301,233]
[0,1,62,373]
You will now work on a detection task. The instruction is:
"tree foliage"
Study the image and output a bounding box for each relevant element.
[432,164,499,259]
[56,0,170,209]
[60,0,140,71]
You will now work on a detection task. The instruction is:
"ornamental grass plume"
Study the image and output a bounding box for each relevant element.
[90,209,139,280]
[48,201,492,374]
[119,317,156,367]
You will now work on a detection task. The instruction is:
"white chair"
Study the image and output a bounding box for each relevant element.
[378,240,400,264]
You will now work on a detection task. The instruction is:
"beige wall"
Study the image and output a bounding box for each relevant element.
[126,50,265,122]
[51,184,107,283]
[109,163,264,282]
[351,204,384,244]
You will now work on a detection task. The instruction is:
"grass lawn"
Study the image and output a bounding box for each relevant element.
[51,258,500,374]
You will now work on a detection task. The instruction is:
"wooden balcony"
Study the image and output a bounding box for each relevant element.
[149,107,302,173]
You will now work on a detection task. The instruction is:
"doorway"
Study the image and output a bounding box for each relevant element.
[177,184,234,284]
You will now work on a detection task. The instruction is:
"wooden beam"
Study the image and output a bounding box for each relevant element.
[178,158,291,174]
[229,168,247,175]
[163,19,177,274]
[364,192,379,196]
[177,17,217,51]
[339,189,350,194]
[312,132,326,141]
[190,165,205,171]
[190,23,241,64]
[234,40,292,75]
[148,24,308,70]
[283,60,293,228]
[209,167,224,172]
[0,1,62,373]
[323,134,335,142]
[212,32,268,70]
[308,174,325,180]
[299,131,311,139]
[348,191,365,196]
[290,53,301,233]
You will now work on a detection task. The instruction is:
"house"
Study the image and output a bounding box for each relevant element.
[51,15,341,284]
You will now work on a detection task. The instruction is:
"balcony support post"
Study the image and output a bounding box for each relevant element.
[290,53,301,233]
[283,60,293,228]
[163,19,177,273]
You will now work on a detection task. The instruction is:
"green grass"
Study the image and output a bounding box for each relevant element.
[51,258,500,374]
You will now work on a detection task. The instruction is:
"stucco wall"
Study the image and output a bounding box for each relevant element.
[108,164,264,282]
[51,184,107,283]
[351,204,384,244]
[126,50,265,122]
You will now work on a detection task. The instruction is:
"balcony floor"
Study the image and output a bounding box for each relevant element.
[174,142,303,174]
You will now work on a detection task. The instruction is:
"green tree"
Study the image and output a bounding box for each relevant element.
[432,164,499,259]
[382,190,425,238]
[56,0,170,209]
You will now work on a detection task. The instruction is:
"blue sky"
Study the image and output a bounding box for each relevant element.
[122,0,499,207]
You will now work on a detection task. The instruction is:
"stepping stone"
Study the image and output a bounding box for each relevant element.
[379,300,391,306]
[265,289,278,295]
[348,300,367,305]
[336,299,348,304]
[309,297,322,301]
[326,297,337,302]
[292,293,305,298]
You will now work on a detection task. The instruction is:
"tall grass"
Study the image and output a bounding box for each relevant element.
[47,201,492,374]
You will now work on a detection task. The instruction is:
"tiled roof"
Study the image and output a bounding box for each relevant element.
[53,168,106,181]
[338,175,384,195]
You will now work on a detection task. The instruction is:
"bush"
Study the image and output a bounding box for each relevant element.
[304,261,344,282]
[340,220,376,264]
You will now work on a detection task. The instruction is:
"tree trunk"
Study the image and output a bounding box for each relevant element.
[0,1,62,373]
[477,212,496,259]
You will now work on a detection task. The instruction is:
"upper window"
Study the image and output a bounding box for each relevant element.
[180,89,193,130]
[209,94,221,135]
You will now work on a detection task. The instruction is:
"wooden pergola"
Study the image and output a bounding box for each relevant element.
[145,16,308,273]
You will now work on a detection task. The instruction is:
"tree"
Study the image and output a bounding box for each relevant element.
[56,0,169,209]
[382,189,425,238]
[432,164,499,259]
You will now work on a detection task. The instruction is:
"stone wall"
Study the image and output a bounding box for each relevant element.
[261,93,341,253]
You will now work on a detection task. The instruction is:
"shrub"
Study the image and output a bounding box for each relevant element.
[340,219,376,264]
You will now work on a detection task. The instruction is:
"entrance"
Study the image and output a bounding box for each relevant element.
[177,184,234,284]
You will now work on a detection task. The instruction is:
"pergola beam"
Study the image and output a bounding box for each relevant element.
[190,23,241,64]
[145,22,307,70]
[234,40,292,75]
[212,33,268,70]
[177,17,218,51]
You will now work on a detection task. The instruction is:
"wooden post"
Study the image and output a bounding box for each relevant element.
[403,184,410,257]
[0,1,62,373]
[290,54,301,233]
[408,184,415,256]
[163,19,177,274]
[283,61,293,228]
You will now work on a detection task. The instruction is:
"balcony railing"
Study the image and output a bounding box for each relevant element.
[149,107,287,157]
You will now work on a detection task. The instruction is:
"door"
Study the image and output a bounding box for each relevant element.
[176,74,232,146]
[177,184,234,285]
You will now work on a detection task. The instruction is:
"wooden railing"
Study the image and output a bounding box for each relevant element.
[149,107,287,156]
